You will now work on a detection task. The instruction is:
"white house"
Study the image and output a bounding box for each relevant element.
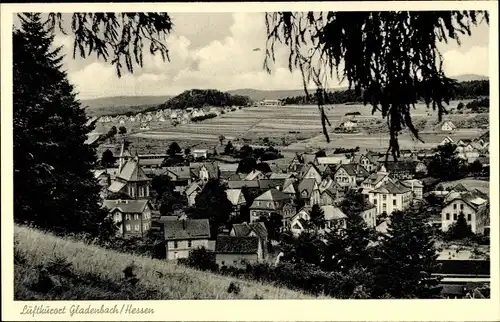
[339,119,358,129]
[439,136,455,146]
[192,149,208,159]
[317,155,353,165]
[441,190,489,234]
[441,120,457,132]
[368,181,413,216]
[140,122,150,130]
[361,165,392,194]
[260,99,282,106]
[455,145,480,163]
[401,179,424,200]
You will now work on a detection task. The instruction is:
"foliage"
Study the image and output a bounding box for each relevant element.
[308,204,325,230]
[468,159,483,174]
[162,89,251,110]
[466,97,489,112]
[191,113,217,122]
[118,126,127,134]
[189,179,233,237]
[180,247,217,271]
[428,143,467,180]
[224,141,234,155]
[446,213,473,240]
[13,13,116,239]
[373,206,442,298]
[218,135,225,146]
[264,11,489,159]
[257,213,283,242]
[236,157,258,174]
[151,175,174,201]
[315,150,327,158]
[167,141,182,156]
[457,102,464,110]
[101,149,115,167]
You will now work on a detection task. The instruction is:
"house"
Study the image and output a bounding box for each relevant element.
[368,180,413,216]
[361,166,391,194]
[455,144,480,163]
[322,205,348,231]
[164,219,212,260]
[185,181,202,207]
[103,199,152,238]
[298,163,323,184]
[84,132,102,146]
[440,120,457,132]
[230,222,268,257]
[318,177,341,205]
[338,119,358,129]
[287,205,347,235]
[108,149,152,199]
[317,155,353,166]
[439,136,455,146]
[245,169,266,181]
[192,149,208,159]
[441,190,489,234]
[333,164,370,188]
[415,161,428,175]
[191,109,206,118]
[227,180,260,190]
[287,207,311,236]
[165,166,192,192]
[117,115,127,124]
[281,179,298,200]
[226,188,247,217]
[353,154,378,173]
[218,163,239,181]
[215,236,262,269]
[140,122,150,130]
[190,162,219,182]
[260,99,282,106]
[401,179,424,200]
[360,205,377,228]
[383,161,416,180]
[297,177,321,207]
[249,188,295,223]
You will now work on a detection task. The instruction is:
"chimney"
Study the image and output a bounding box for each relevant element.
[182,219,186,230]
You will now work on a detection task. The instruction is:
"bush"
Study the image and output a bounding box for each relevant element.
[190,113,217,122]
[180,247,217,271]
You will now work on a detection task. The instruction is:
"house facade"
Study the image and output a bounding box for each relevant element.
[108,151,152,199]
[333,164,370,188]
[297,178,321,207]
[401,179,424,200]
[249,189,295,223]
[368,181,413,216]
[215,236,262,269]
[164,219,212,260]
[103,199,152,238]
[230,222,268,257]
[226,188,247,217]
[360,206,377,229]
[441,191,489,234]
[186,182,202,207]
[441,121,457,132]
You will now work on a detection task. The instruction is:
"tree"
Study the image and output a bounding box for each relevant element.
[13,13,116,239]
[218,135,225,146]
[118,126,127,135]
[167,141,182,156]
[308,204,325,231]
[315,150,327,158]
[428,143,467,180]
[264,11,488,159]
[224,141,234,155]
[468,159,483,174]
[255,162,272,173]
[190,179,233,237]
[373,207,442,299]
[107,126,118,142]
[184,147,191,156]
[447,213,473,240]
[457,102,464,110]
[101,149,115,168]
[257,213,283,241]
[236,157,257,174]
[238,144,254,159]
[184,247,216,271]
[151,175,174,201]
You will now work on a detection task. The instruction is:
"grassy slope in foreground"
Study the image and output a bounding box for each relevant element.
[14,225,317,300]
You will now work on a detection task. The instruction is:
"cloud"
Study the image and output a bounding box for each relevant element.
[56,13,488,100]
[441,45,489,77]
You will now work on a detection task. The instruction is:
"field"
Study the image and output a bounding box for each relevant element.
[14,225,318,300]
[94,101,488,158]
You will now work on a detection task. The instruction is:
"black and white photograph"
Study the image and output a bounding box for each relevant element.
[1,1,499,321]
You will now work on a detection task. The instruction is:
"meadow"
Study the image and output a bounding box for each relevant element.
[14,225,319,300]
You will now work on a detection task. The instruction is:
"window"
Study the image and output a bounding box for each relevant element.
[467,214,472,221]
[453,204,457,209]
[393,194,396,197]
[382,204,387,211]
[143,223,148,231]
[188,240,192,248]
[373,199,377,205]
[134,214,140,220]
[383,195,387,201]
[125,214,131,220]
[125,225,131,231]
[134,225,140,231]
[446,213,450,220]
[173,241,178,248]
[393,200,396,206]
[453,214,457,221]
[460,204,464,210]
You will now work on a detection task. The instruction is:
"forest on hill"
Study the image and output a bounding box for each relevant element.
[280,80,490,105]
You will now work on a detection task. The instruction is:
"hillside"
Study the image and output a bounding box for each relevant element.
[227,88,347,101]
[451,74,488,82]
[81,95,172,110]
[14,225,315,300]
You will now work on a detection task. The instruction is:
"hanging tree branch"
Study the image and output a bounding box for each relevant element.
[264,11,489,161]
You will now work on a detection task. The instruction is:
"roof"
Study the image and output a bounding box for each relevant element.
[298,163,321,178]
[444,190,489,210]
[336,163,370,177]
[164,219,211,240]
[401,179,424,189]
[139,158,164,167]
[92,169,107,179]
[302,153,317,165]
[186,181,202,196]
[321,205,347,221]
[84,133,101,145]
[226,189,245,205]
[372,181,412,194]
[159,215,178,222]
[364,172,389,186]
[231,222,268,239]
[269,173,294,180]
[298,178,316,197]
[245,170,263,180]
[218,163,239,172]
[282,181,297,194]
[108,180,127,193]
[117,158,150,182]
[254,188,291,202]
[317,155,352,165]
[384,161,416,173]
[215,236,259,254]
[227,180,260,189]
[450,183,469,192]
[103,199,148,213]
[190,162,219,179]
[166,166,191,180]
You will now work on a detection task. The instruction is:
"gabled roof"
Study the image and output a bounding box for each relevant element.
[282,181,297,194]
[298,178,317,198]
[245,170,263,180]
[108,180,127,193]
[443,189,489,210]
[186,181,202,196]
[215,236,259,254]
[117,158,150,182]
[103,199,149,214]
[190,162,219,179]
[335,163,370,177]
[164,219,211,240]
[254,188,291,202]
[165,166,191,180]
[317,155,352,165]
[302,153,317,165]
[231,222,268,239]
[401,179,424,189]
[321,205,347,221]
[363,172,389,186]
[298,163,322,178]
[227,180,260,189]
[372,181,412,194]
[269,173,294,180]
[226,188,245,205]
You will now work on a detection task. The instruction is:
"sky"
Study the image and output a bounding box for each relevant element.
[25,12,490,100]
